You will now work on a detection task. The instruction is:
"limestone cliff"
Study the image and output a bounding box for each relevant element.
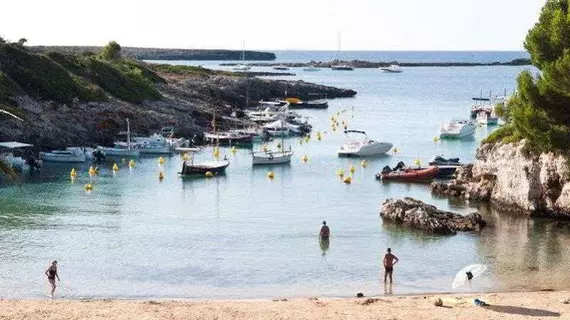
[433,141,570,217]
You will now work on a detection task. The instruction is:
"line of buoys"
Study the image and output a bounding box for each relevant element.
[158,156,165,164]
[268,171,275,179]
[343,176,352,184]
[112,163,119,172]
[205,171,214,178]
[84,183,93,191]
[361,160,368,168]
[128,159,135,168]
[70,168,77,179]
[302,155,308,163]
[159,171,164,181]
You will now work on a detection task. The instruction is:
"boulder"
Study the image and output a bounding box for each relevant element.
[380,198,487,235]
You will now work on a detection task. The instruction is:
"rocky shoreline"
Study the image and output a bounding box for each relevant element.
[221,58,532,68]
[432,141,570,218]
[380,198,487,235]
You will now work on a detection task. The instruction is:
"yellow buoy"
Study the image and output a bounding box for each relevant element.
[343,125,348,130]
[304,136,310,143]
[112,163,119,172]
[128,160,135,168]
[84,183,93,191]
[213,147,220,159]
[231,146,237,154]
[159,171,164,180]
[332,126,336,132]
[393,147,399,154]
[182,152,190,161]
[433,136,440,142]
[337,169,345,178]
[88,166,97,176]
[343,176,352,184]
[267,171,275,179]
[70,168,77,178]
[349,165,356,174]
[158,156,165,164]
[299,139,303,145]
[205,171,214,178]
[361,160,368,168]
[414,158,422,167]
[302,155,308,163]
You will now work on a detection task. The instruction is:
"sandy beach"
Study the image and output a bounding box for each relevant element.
[1,291,568,320]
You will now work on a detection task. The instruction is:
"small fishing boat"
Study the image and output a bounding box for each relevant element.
[429,156,462,178]
[376,164,439,182]
[203,132,254,147]
[263,119,301,137]
[181,158,230,175]
[97,118,140,157]
[303,65,321,72]
[338,130,393,157]
[331,64,354,71]
[41,148,87,163]
[233,41,251,71]
[0,141,41,172]
[476,111,499,125]
[439,120,476,139]
[252,148,293,165]
[279,98,329,109]
[380,64,403,73]
[273,65,289,70]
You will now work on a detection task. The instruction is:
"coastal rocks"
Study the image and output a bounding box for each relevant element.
[432,141,570,217]
[380,198,487,235]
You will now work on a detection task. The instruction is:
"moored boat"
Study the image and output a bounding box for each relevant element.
[97,118,140,157]
[439,120,476,139]
[338,130,392,157]
[376,163,439,182]
[181,159,230,176]
[429,156,462,178]
[252,149,293,165]
[303,65,321,72]
[40,148,87,163]
[273,65,289,70]
[203,132,254,147]
[380,64,403,73]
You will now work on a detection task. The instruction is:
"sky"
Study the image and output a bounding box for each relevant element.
[0,0,547,51]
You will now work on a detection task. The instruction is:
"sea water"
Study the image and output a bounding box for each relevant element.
[2,52,570,299]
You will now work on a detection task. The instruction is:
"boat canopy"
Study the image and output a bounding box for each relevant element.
[0,141,33,149]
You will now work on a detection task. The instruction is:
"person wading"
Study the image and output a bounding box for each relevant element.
[45,260,60,298]
[320,221,330,240]
[383,248,399,284]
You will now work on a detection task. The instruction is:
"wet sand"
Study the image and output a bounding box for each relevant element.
[1,291,568,319]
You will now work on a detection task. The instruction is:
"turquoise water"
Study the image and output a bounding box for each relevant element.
[3,63,570,299]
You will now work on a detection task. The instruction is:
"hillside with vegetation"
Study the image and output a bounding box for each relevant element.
[485,0,570,154]
[0,40,356,150]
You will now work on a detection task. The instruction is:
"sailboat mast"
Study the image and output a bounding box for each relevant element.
[126,118,131,150]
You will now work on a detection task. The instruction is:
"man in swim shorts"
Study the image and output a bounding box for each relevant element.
[383,248,399,284]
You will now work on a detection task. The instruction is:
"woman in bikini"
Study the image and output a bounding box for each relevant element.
[45,260,60,298]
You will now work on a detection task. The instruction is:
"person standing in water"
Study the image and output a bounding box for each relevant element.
[320,221,330,240]
[383,248,399,284]
[45,260,60,298]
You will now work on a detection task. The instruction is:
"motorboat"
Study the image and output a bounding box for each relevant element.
[203,131,254,147]
[278,98,329,109]
[233,64,251,71]
[252,149,294,165]
[180,159,230,176]
[429,156,462,178]
[303,65,321,72]
[0,141,41,172]
[439,120,476,139]
[228,128,270,142]
[476,110,499,125]
[331,64,354,71]
[97,118,140,157]
[273,65,289,70]
[380,64,403,73]
[376,162,439,182]
[40,148,87,163]
[262,119,301,137]
[337,130,393,157]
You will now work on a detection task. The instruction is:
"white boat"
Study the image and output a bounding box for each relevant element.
[439,120,476,139]
[41,148,87,163]
[303,65,321,72]
[233,41,251,71]
[0,141,40,172]
[273,65,289,70]
[263,119,300,137]
[337,130,393,157]
[380,64,403,73]
[252,149,294,165]
[97,118,140,157]
[476,111,499,125]
[132,133,181,154]
[331,33,353,71]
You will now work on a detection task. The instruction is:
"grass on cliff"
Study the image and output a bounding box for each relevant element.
[0,42,165,106]
[148,63,236,77]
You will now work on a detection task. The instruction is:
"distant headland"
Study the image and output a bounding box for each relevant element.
[29,46,277,61]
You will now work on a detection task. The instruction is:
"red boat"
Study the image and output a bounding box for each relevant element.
[376,166,439,182]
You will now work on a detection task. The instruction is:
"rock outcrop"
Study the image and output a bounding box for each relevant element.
[380,198,487,235]
[432,141,570,217]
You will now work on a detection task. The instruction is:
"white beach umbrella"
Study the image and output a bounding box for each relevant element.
[452,264,487,288]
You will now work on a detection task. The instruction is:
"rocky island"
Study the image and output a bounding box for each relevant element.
[0,41,355,150]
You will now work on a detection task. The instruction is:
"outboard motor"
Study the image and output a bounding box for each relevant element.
[393,161,406,171]
[92,149,106,163]
[381,165,392,174]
